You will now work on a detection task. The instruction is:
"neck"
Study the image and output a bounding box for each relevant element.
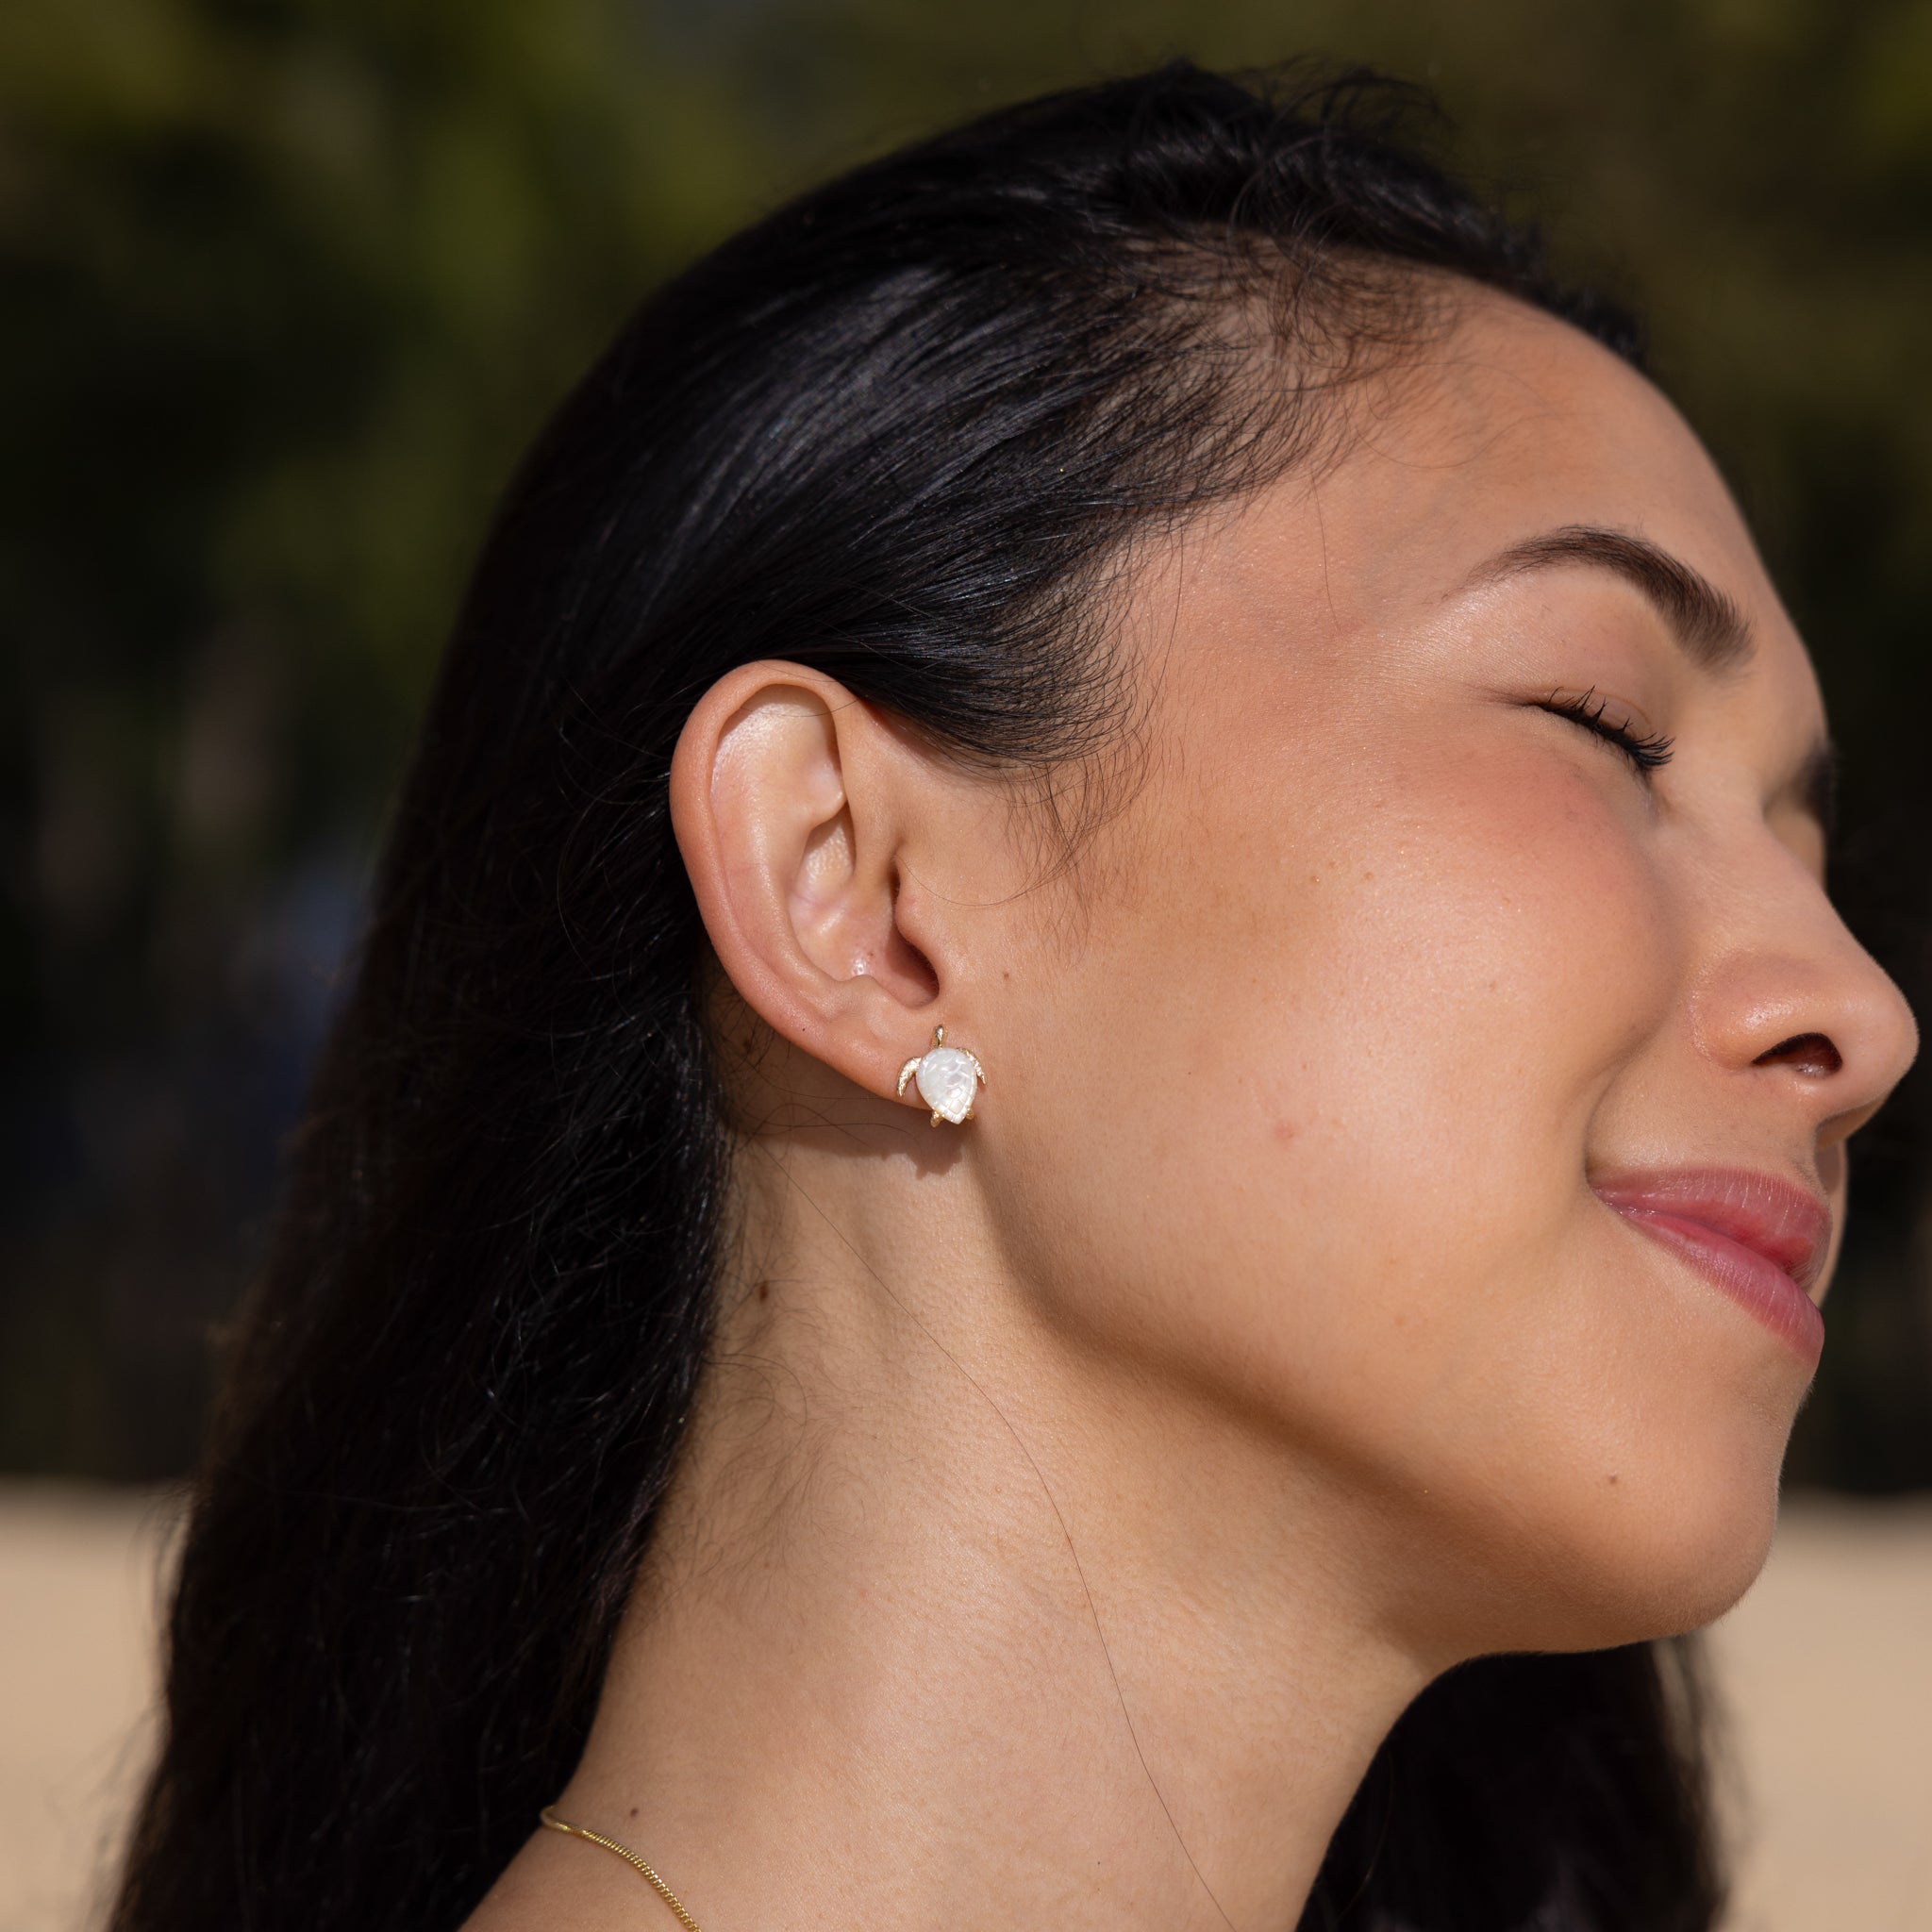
[554,1123,1435,1931]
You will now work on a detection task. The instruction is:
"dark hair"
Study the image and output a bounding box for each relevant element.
[112,61,1720,1932]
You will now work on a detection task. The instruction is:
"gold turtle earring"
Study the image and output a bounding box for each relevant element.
[897,1025,986,1125]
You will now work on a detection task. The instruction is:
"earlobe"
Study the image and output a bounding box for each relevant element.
[668,661,946,1107]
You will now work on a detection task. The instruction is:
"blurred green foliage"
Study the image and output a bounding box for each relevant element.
[4,0,1930,1483]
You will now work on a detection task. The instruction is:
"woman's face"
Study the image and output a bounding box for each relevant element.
[976,291,1917,1654]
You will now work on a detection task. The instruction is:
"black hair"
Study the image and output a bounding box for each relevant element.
[111,60,1720,1932]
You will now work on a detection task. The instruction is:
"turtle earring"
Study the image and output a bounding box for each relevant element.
[897,1025,986,1125]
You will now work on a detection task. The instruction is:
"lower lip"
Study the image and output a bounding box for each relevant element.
[1609,1208,1824,1367]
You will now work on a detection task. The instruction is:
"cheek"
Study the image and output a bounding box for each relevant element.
[1040,741,1675,1334]
[1249,753,1669,1172]
[994,739,1671,1375]
[987,738,1783,1647]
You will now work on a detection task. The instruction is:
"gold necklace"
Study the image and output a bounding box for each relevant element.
[539,1806,706,1931]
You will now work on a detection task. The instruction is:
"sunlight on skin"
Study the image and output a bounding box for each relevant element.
[466,290,1916,1932]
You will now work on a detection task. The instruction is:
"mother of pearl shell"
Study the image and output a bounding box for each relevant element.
[914,1045,980,1123]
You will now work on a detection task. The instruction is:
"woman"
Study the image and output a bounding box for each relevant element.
[111,62,1915,1932]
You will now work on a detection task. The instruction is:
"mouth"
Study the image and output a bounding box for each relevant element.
[1590,1166,1831,1366]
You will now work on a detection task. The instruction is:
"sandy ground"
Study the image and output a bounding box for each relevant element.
[0,1485,177,1932]
[1,1483,1927,1931]
[1714,1499,1932,1932]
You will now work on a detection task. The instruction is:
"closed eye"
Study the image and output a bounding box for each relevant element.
[1536,688,1674,777]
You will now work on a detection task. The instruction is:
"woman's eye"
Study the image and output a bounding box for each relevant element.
[1536,688,1674,778]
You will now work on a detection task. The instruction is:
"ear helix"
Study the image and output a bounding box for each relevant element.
[896,1025,987,1125]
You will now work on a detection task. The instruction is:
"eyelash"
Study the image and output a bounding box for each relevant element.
[1538,688,1674,776]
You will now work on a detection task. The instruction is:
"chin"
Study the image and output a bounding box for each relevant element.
[1415,1437,1788,1661]
[1558,1474,1781,1655]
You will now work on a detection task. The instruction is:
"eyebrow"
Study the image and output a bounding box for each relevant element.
[1466,524,1754,674]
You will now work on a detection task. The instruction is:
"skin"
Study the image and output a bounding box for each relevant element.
[466,290,1917,1931]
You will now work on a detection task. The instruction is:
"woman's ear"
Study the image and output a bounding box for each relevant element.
[669,661,946,1106]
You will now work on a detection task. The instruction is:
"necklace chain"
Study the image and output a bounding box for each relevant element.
[539,1806,706,1931]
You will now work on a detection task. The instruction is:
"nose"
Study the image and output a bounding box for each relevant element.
[1690,875,1919,1152]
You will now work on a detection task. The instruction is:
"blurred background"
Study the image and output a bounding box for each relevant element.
[2,1,1930,1927]
[8,0,1932,1493]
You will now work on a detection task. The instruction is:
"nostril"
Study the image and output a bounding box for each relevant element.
[1755,1031,1843,1076]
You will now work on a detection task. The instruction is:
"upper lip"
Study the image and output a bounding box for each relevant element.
[1590,1166,1832,1293]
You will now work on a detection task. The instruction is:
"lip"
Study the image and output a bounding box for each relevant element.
[1591,1166,1831,1366]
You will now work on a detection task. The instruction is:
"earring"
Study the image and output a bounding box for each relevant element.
[897,1025,986,1125]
